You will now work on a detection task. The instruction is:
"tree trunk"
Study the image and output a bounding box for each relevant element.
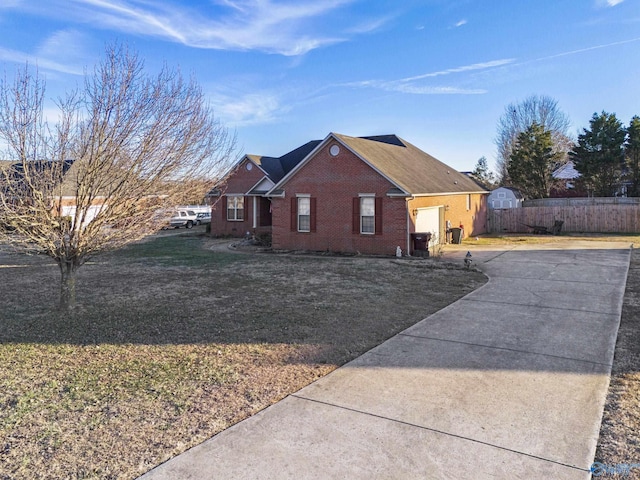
[59,262,78,311]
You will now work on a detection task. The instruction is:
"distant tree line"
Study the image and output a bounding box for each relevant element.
[488,95,640,199]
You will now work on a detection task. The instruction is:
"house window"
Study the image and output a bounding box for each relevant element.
[226,195,244,221]
[360,196,375,234]
[466,194,471,211]
[497,192,506,199]
[298,196,310,232]
[290,195,316,232]
[353,195,382,235]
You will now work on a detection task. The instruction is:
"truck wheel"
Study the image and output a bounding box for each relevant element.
[186,221,193,229]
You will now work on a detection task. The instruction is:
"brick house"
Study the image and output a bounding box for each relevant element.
[208,140,320,237]
[210,133,488,255]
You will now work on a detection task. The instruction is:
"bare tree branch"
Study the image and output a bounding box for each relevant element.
[0,43,237,309]
[494,95,572,184]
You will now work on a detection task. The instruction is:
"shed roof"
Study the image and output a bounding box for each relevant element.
[490,186,524,199]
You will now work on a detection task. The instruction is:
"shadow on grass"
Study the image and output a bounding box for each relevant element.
[0,234,487,366]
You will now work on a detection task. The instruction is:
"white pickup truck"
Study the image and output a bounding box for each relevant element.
[167,206,211,229]
[169,209,198,229]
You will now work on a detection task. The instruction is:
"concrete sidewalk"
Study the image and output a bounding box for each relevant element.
[140,241,631,480]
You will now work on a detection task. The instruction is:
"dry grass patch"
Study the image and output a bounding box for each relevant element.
[595,248,640,475]
[465,232,640,247]
[0,234,486,479]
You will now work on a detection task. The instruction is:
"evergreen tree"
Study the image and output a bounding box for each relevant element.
[495,95,572,185]
[626,116,640,197]
[470,156,496,189]
[508,122,561,198]
[570,111,626,197]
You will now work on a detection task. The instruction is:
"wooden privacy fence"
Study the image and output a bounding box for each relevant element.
[488,205,640,233]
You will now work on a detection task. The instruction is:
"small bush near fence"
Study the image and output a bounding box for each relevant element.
[489,202,640,234]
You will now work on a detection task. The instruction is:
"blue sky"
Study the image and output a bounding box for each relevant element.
[0,0,639,172]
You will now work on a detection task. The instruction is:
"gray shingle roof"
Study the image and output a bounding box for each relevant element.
[333,133,487,195]
[250,140,322,184]
[1,159,76,196]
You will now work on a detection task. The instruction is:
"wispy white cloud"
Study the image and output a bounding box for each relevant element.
[593,0,624,8]
[0,45,84,76]
[15,0,387,56]
[35,29,91,70]
[345,15,394,35]
[390,85,486,95]
[454,19,467,27]
[344,78,486,95]
[401,59,514,82]
[599,0,624,7]
[341,58,513,95]
[521,36,640,64]
[0,29,90,76]
[211,91,287,127]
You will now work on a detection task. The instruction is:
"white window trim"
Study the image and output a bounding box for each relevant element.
[359,194,375,235]
[297,194,311,233]
[226,195,244,221]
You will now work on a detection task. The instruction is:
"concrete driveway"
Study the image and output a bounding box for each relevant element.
[140,241,631,480]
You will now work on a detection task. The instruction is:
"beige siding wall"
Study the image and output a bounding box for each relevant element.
[408,193,487,240]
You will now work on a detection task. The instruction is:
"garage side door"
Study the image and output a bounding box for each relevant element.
[415,207,442,245]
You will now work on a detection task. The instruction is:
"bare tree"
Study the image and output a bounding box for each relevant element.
[0,44,236,309]
[495,95,572,184]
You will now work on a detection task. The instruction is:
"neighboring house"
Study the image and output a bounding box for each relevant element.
[550,160,586,197]
[1,159,116,227]
[211,133,488,256]
[1,158,79,212]
[553,160,580,183]
[487,187,524,209]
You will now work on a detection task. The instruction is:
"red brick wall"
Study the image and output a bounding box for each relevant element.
[271,141,407,255]
[209,159,268,237]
